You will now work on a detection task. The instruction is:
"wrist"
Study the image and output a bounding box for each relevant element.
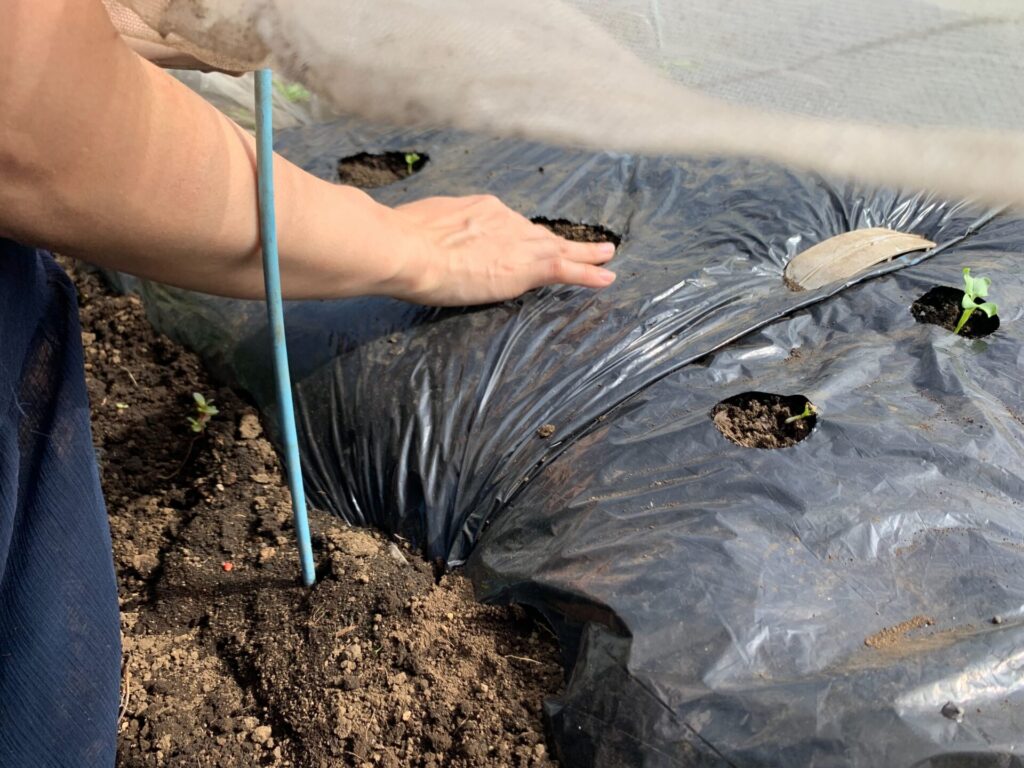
[372,205,438,301]
[275,176,411,299]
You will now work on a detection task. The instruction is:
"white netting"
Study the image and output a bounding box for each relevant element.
[108,0,1024,207]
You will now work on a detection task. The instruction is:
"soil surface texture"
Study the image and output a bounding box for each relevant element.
[64,258,563,768]
[911,286,1000,338]
[532,218,622,246]
[712,392,816,449]
[337,152,428,188]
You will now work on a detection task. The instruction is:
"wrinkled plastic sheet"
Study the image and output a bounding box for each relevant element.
[129,117,1024,766]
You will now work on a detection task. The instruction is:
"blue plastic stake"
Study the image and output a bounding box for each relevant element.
[254,69,316,587]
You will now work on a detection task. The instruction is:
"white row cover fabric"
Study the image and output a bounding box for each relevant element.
[108,0,1024,208]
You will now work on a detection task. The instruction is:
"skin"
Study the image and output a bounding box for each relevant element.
[0,0,616,305]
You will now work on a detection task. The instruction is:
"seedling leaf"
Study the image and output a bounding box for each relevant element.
[961,268,990,300]
[188,392,218,432]
[404,152,421,175]
[785,403,817,424]
[955,267,1000,335]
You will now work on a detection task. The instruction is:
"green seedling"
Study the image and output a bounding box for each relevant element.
[187,392,219,433]
[785,403,817,424]
[954,267,999,335]
[404,152,421,175]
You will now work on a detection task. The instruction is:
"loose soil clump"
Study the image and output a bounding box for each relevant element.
[64,258,562,768]
[532,217,622,246]
[911,286,999,338]
[864,616,935,650]
[712,392,816,449]
[337,152,428,188]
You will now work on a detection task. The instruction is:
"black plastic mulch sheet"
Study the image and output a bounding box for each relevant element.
[130,118,1024,767]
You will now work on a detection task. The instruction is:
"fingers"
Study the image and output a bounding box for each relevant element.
[526,225,615,261]
[523,232,617,289]
[560,239,616,265]
[542,256,617,289]
[394,194,619,302]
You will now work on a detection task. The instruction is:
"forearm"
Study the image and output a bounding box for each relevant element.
[3,1,615,307]
[0,0,407,300]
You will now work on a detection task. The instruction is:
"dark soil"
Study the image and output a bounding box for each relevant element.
[911,286,1000,338]
[532,218,622,246]
[337,152,428,188]
[711,392,816,449]
[63,259,562,767]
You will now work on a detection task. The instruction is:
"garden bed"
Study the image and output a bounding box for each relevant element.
[66,259,562,768]
[101,118,1024,765]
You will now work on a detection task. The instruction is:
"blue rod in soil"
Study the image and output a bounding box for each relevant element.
[254,69,316,587]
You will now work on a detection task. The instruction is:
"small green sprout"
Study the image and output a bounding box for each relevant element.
[404,152,421,175]
[954,267,999,335]
[187,392,219,433]
[785,402,817,424]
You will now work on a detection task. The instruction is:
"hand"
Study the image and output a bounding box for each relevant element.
[389,195,616,306]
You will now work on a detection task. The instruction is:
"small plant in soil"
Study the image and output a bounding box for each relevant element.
[911,268,1001,338]
[187,392,219,433]
[337,151,429,188]
[784,402,818,424]
[954,268,998,335]
[712,392,817,449]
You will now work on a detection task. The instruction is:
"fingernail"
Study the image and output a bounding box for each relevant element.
[598,242,616,255]
[598,268,616,284]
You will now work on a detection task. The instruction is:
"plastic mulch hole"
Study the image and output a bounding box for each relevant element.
[911,286,999,338]
[337,151,429,188]
[531,217,622,246]
[711,392,817,449]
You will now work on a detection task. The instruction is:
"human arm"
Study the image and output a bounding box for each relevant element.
[0,0,615,304]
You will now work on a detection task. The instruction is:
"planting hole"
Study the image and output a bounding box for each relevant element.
[911,286,999,338]
[532,217,622,246]
[711,392,817,449]
[337,151,429,188]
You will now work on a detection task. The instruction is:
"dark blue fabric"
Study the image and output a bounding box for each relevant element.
[0,243,119,767]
